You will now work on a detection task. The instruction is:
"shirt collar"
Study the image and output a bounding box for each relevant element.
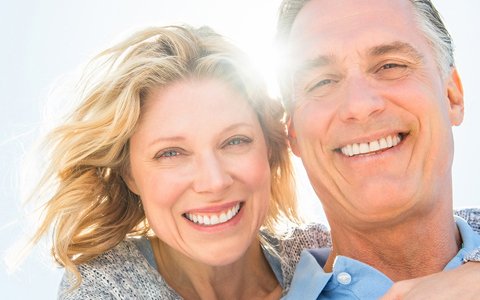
[445,216,480,269]
[284,216,480,299]
[282,250,332,299]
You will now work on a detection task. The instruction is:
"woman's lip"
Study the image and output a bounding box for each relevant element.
[184,201,242,214]
[183,202,244,229]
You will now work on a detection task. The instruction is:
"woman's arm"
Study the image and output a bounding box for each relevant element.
[381,262,479,300]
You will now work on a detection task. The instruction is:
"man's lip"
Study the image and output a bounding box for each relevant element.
[335,132,409,157]
[335,131,407,149]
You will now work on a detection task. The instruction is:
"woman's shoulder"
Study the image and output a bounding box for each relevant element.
[263,222,332,293]
[58,238,181,299]
[279,222,332,250]
[455,207,480,233]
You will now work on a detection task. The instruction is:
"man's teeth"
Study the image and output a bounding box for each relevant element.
[185,203,241,226]
[341,134,402,157]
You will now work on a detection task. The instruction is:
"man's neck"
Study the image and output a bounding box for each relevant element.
[325,210,462,281]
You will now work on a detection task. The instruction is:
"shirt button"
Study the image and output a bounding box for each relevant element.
[337,272,352,285]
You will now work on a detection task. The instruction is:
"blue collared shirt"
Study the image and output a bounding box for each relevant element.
[283,217,480,299]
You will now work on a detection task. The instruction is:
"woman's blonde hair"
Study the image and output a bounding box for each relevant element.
[30,25,299,282]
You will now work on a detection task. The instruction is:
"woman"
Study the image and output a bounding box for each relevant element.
[29,25,329,299]
[28,25,480,299]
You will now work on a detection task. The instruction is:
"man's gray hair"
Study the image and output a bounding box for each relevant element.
[276,0,455,108]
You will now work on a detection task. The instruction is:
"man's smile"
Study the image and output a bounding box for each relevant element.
[337,133,408,157]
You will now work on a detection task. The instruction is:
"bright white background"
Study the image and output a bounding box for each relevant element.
[1,1,478,299]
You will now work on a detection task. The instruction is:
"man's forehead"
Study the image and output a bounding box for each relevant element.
[286,0,424,64]
[287,0,416,44]
[289,41,424,77]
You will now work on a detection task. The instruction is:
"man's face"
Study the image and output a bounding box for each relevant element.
[286,0,464,225]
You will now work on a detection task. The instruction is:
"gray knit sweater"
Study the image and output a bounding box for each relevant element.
[59,209,480,299]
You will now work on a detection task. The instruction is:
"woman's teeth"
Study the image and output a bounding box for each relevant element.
[184,203,241,226]
[340,134,403,157]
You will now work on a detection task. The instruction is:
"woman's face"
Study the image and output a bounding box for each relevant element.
[126,78,271,266]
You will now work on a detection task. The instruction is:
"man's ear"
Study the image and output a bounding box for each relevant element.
[447,68,464,126]
[287,117,301,157]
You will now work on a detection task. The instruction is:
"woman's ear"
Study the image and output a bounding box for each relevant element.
[122,168,140,195]
[287,117,300,157]
[447,68,464,126]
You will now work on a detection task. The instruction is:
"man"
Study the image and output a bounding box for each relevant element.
[276,0,480,298]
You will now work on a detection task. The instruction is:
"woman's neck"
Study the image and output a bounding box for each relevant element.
[151,237,281,300]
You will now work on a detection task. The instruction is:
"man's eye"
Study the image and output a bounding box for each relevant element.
[308,79,335,92]
[376,62,410,80]
[381,63,407,70]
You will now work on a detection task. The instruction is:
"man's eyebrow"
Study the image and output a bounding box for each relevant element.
[368,41,424,61]
[293,54,336,77]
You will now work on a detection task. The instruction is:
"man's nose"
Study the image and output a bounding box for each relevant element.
[338,75,386,122]
[192,153,234,194]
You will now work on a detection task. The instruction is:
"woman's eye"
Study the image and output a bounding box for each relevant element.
[155,149,181,159]
[225,136,252,147]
